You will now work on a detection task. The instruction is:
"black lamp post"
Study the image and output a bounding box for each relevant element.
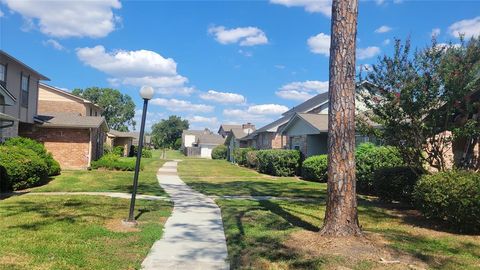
[127,85,154,223]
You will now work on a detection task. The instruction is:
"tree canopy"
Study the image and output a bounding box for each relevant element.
[358,37,480,171]
[151,116,189,149]
[72,87,136,132]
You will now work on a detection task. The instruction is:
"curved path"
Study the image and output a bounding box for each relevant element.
[142,161,229,270]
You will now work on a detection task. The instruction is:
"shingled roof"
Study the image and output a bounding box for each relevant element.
[35,113,108,131]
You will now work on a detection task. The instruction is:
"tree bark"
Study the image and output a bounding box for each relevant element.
[320,0,362,236]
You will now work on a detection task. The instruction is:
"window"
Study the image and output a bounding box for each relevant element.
[21,74,29,107]
[0,64,5,84]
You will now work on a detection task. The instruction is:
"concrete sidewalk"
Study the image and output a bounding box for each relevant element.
[142,161,229,270]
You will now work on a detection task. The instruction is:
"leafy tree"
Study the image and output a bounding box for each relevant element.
[151,116,189,149]
[72,87,136,131]
[359,37,480,171]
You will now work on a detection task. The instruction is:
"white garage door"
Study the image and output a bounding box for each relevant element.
[200,147,213,159]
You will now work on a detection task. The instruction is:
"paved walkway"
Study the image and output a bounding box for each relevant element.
[142,161,229,270]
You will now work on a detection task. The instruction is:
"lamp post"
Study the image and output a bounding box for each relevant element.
[127,85,154,223]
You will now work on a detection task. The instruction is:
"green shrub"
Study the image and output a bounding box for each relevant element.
[91,153,142,171]
[0,146,49,190]
[256,149,301,177]
[355,143,404,194]
[212,145,228,160]
[233,148,251,166]
[4,137,60,176]
[142,149,153,158]
[245,150,258,168]
[413,171,480,233]
[302,155,328,182]
[373,166,422,203]
[130,146,153,158]
[112,146,124,157]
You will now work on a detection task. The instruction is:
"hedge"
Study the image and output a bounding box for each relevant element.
[212,145,228,160]
[302,155,328,182]
[245,150,258,168]
[373,166,422,203]
[91,154,142,171]
[0,145,49,191]
[233,148,251,166]
[355,143,404,194]
[413,171,480,233]
[256,149,301,176]
[4,137,60,176]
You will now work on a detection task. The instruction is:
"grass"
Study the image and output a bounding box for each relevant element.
[178,158,480,269]
[0,195,172,269]
[32,150,166,196]
[178,159,326,199]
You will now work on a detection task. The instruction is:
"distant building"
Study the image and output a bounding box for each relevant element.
[182,128,225,158]
[223,123,256,162]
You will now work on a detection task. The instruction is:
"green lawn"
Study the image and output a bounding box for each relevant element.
[0,195,171,269]
[178,158,480,270]
[32,150,166,196]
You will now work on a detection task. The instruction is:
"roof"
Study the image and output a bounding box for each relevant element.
[255,115,291,133]
[280,113,329,134]
[0,84,16,106]
[197,133,225,145]
[282,92,329,117]
[35,113,108,131]
[218,124,241,134]
[183,129,212,136]
[0,50,49,80]
[39,83,104,111]
[230,127,250,139]
[108,130,137,138]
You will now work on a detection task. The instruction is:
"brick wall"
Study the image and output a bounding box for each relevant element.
[19,125,91,170]
[38,100,87,116]
[254,132,287,150]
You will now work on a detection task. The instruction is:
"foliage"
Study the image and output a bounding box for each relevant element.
[233,148,251,166]
[174,138,182,150]
[90,154,142,171]
[256,149,301,177]
[72,87,136,131]
[4,137,60,176]
[212,145,228,160]
[0,146,49,191]
[359,37,480,171]
[355,143,405,194]
[301,155,328,182]
[245,150,258,168]
[373,166,423,203]
[414,170,480,233]
[151,115,189,149]
[130,146,153,158]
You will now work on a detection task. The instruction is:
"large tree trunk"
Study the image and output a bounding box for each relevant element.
[320,0,362,236]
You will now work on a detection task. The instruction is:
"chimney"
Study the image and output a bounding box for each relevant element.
[242,123,255,134]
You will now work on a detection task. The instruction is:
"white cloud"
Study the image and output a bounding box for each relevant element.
[308,33,330,56]
[208,26,268,46]
[357,46,381,60]
[375,25,392,33]
[77,45,192,95]
[375,0,385,5]
[188,115,219,125]
[449,16,480,39]
[247,104,289,115]
[383,39,391,45]
[2,0,121,38]
[276,80,329,101]
[199,90,246,104]
[42,39,65,51]
[150,98,214,113]
[238,49,253,57]
[0,9,4,17]
[274,64,286,69]
[431,28,441,37]
[270,0,331,17]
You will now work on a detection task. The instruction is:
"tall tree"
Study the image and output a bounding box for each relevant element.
[320,0,362,236]
[72,87,136,131]
[151,115,189,149]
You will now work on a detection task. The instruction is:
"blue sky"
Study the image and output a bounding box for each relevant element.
[1,0,479,131]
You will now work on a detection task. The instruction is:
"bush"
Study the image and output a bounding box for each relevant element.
[355,143,404,194]
[373,166,422,203]
[256,149,301,177]
[4,137,60,176]
[233,148,251,166]
[413,171,480,233]
[130,146,153,158]
[245,150,258,168]
[112,146,124,157]
[0,146,49,191]
[302,155,328,182]
[212,145,228,160]
[91,153,142,171]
